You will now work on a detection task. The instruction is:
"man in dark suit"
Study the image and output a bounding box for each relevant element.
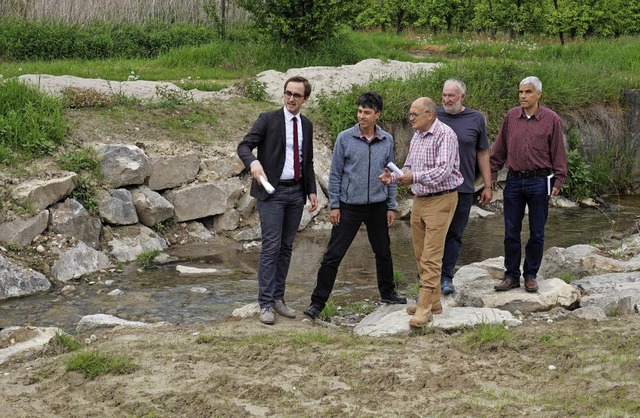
[237,76,318,325]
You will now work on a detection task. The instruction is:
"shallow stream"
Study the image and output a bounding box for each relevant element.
[2,197,639,334]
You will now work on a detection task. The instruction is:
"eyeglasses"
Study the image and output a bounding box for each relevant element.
[407,111,430,120]
[284,91,304,100]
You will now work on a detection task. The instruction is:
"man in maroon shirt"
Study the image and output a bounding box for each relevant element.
[490,76,567,293]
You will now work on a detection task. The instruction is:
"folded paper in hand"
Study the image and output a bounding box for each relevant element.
[259,175,275,194]
[386,162,404,176]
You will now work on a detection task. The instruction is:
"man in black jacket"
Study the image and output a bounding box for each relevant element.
[237,76,318,325]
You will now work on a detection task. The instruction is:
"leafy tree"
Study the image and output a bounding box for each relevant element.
[236,0,355,46]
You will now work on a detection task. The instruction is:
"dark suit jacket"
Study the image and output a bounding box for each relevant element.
[237,108,316,201]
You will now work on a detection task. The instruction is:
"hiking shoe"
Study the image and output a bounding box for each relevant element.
[381,292,407,304]
[274,300,296,318]
[259,307,275,325]
[441,279,455,295]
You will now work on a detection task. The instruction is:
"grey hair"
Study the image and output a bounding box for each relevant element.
[520,76,542,92]
[444,78,467,95]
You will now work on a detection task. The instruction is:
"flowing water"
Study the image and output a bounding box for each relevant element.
[2,197,639,334]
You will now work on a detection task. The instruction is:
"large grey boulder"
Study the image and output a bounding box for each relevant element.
[148,154,200,190]
[97,189,139,225]
[50,241,112,282]
[443,257,580,313]
[353,304,522,337]
[11,173,76,211]
[573,271,640,315]
[0,253,51,300]
[130,186,174,227]
[538,244,600,280]
[0,210,49,246]
[164,179,243,222]
[49,198,102,248]
[107,224,168,262]
[76,314,158,333]
[97,144,151,188]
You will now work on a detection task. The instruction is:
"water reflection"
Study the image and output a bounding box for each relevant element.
[1,198,638,333]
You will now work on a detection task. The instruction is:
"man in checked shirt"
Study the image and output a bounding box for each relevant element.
[490,76,567,293]
[380,97,463,328]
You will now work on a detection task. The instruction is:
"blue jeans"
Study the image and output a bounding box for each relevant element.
[441,192,474,283]
[311,202,395,309]
[255,182,305,309]
[503,173,549,280]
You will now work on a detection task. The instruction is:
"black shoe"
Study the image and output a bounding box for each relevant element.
[381,292,407,304]
[303,304,322,319]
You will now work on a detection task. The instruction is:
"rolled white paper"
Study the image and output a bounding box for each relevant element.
[386,162,404,176]
[259,175,275,194]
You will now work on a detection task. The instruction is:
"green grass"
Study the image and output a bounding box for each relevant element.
[0,79,68,165]
[67,350,139,380]
[463,322,513,351]
[54,332,81,352]
[136,249,162,267]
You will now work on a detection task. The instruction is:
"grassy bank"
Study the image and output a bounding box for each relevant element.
[1,26,639,196]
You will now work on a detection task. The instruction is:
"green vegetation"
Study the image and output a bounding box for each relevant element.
[136,249,162,267]
[0,14,638,197]
[67,350,139,380]
[54,332,82,352]
[559,272,578,284]
[57,147,104,214]
[196,334,214,344]
[393,270,406,287]
[463,322,513,351]
[0,79,67,165]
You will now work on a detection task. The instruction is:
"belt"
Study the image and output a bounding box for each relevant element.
[418,188,457,198]
[509,169,551,178]
[278,179,300,186]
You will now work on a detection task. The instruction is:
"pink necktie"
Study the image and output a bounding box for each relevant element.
[292,116,300,182]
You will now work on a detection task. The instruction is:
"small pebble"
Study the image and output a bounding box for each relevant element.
[549,365,556,370]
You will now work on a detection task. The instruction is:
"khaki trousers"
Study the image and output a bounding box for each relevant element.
[411,192,458,290]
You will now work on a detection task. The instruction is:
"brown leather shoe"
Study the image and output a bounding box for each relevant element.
[524,277,539,293]
[494,277,520,291]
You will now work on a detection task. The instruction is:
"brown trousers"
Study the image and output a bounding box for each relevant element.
[410,192,458,289]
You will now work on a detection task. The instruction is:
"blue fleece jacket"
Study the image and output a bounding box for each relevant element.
[328,123,397,210]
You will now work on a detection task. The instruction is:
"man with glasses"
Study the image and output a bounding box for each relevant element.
[238,76,318,325]
[380,97,463,328]
[303,91,406,320]
[490,76,567,293]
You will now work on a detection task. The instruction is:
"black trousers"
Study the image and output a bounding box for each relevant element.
[310,201,395,308]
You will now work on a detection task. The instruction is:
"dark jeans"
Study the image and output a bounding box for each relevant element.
[256,182,305,309]
[441,192,474,283]
[311,201,395,309]
[503,173,549,280]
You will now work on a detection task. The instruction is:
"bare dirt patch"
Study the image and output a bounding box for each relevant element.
[1,315,640,416]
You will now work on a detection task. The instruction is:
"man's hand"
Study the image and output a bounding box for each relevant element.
[387,210,396,227]
[379,168,413,186]
[491,180,498,191]
[330,208,340,226]
[308,193,318,212]
[249,161,266,182]
[379,168,393,185]
[551,187,560,197]
[478,187,492,205]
